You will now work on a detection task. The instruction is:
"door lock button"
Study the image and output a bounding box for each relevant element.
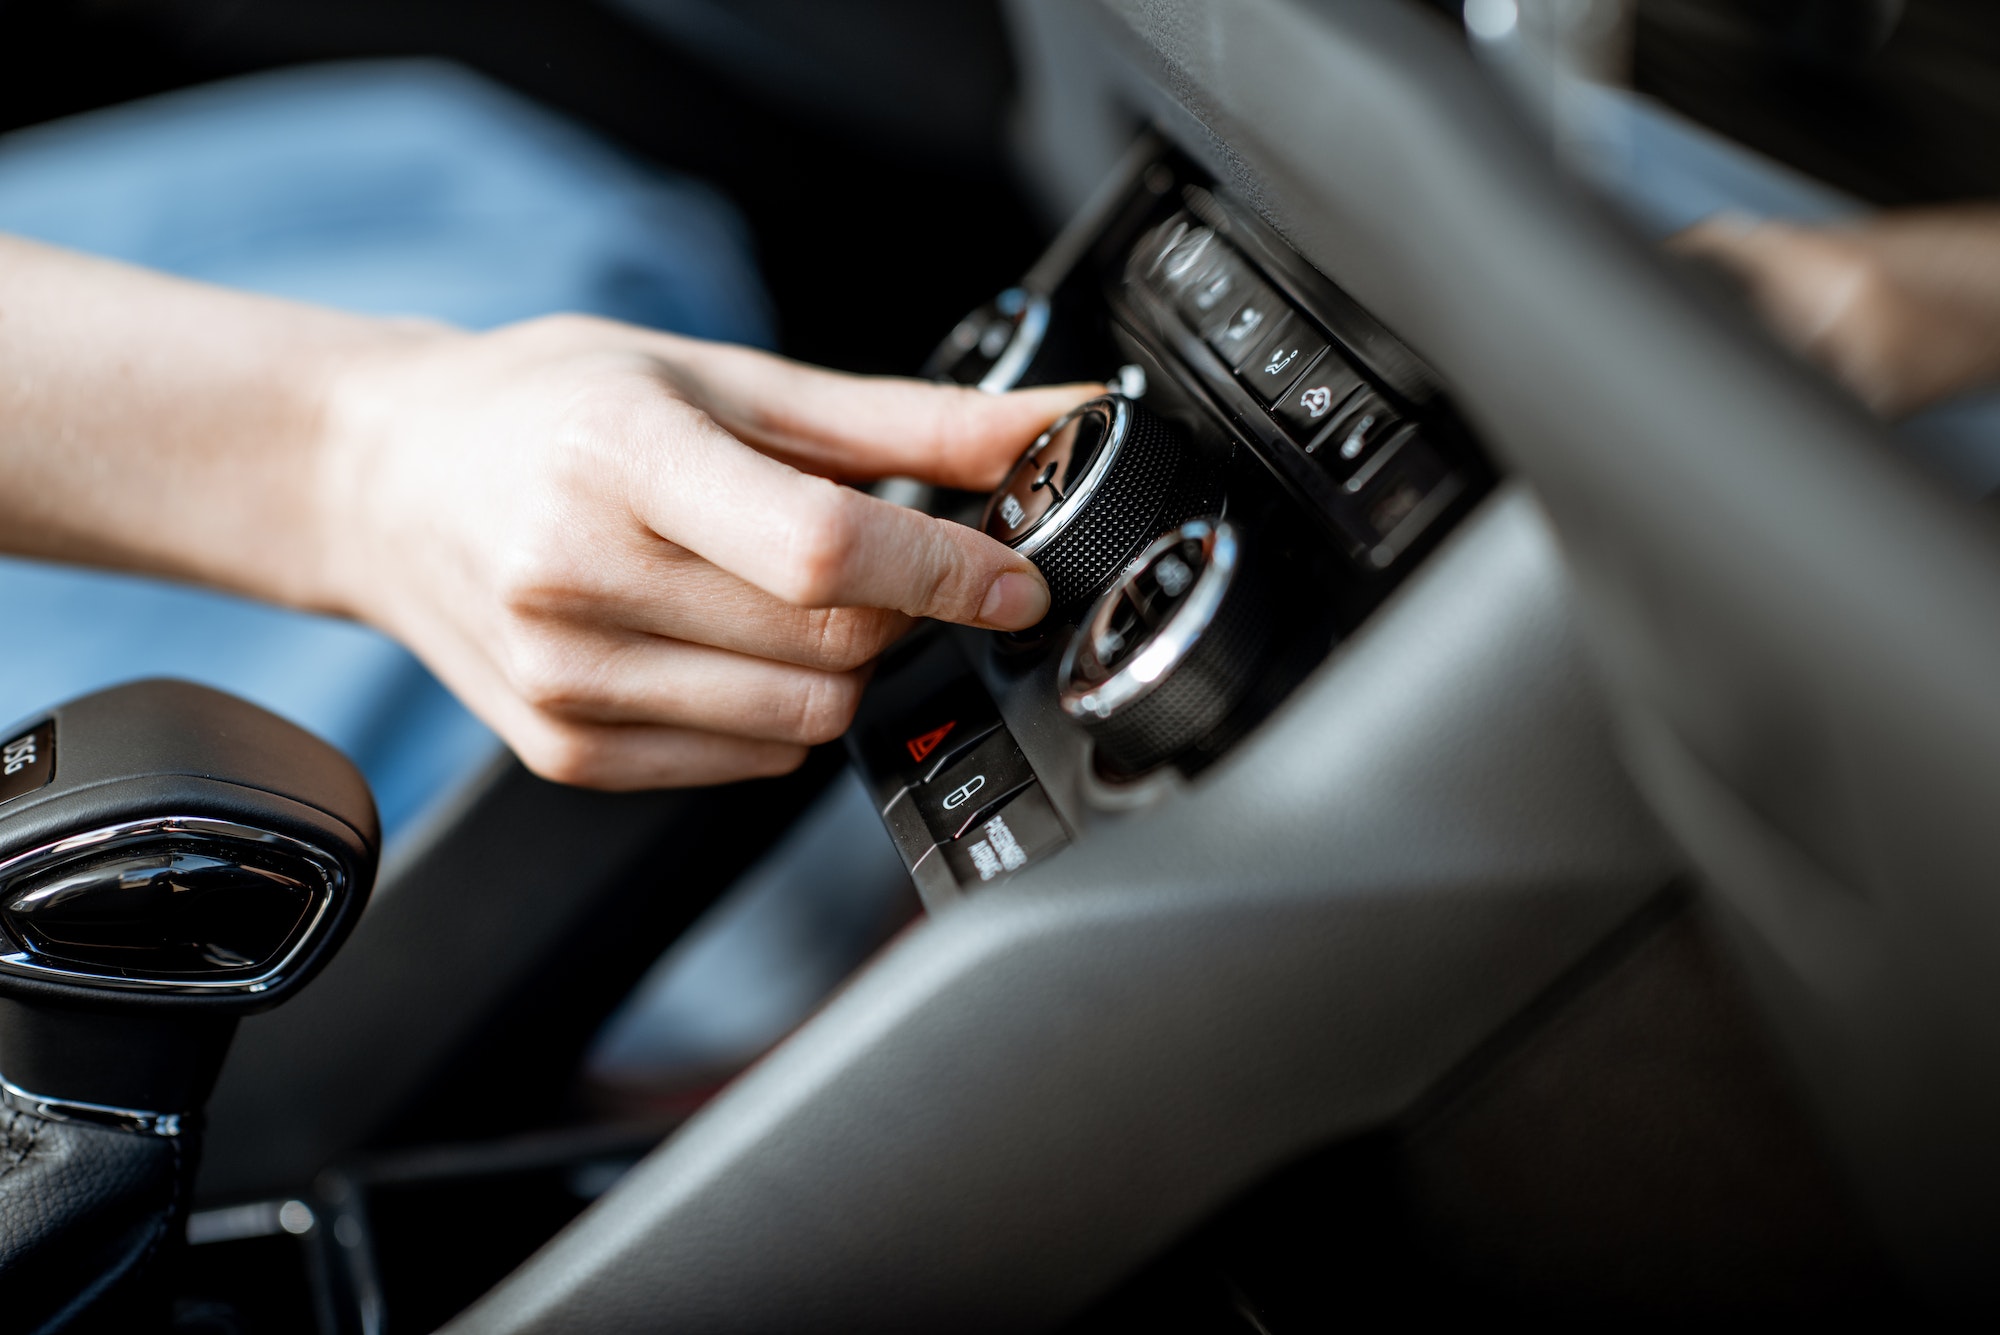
[911,728,1036,842]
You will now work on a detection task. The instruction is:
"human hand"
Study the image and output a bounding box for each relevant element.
[1674,208,2000,418]
[314,314,1095,789]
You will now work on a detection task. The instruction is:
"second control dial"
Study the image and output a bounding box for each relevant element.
[1059,519,1272,777]
[981,395,1222,616]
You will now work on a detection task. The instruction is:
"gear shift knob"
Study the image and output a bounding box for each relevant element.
[0,677,377,1120]
[0,679,377,1329]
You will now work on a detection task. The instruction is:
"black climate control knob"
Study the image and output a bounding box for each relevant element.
[1059,519,1271,776]
[981,395,1222,615]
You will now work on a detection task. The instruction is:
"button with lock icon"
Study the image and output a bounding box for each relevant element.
[908,727,1037,843]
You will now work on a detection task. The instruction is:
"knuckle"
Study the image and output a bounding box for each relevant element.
[806,607,893,671]
[933,386,983,452]
[921,388,998,484]
[548,375,648,456]
[777,490,859,606]
[502,635,600,715]
[522,311,612,346]
[1841,260,1897,320]
[916,554,960,620]
[789,670,865,745]
[516,723,606,788]
[492,541,576,621]
[907,521,980,621]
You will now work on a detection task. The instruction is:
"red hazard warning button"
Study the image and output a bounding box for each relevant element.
[905,721,956,764]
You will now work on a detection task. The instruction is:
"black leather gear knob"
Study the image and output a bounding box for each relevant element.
[0,679,379,1332]
[0,678,376,1020]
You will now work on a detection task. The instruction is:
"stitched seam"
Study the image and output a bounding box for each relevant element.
[0,1109,44,1183]
[131,1133,183,1276]
[22,1126,182,1335]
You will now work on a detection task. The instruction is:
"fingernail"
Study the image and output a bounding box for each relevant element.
[979,569,1050,629]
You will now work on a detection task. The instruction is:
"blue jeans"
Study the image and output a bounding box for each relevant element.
[0,61,773,843]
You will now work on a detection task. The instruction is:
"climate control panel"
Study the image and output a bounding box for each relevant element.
[847,145,1489,904]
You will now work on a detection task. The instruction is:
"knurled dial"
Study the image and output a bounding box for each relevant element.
[981,395,1222,616]
[1059,519,1271,776]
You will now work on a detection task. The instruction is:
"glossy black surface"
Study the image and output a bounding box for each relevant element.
[909,729,1037,843]
[0,680,376,1015]
[2,840,319,978]
[938,786,1067,887]
[1274,355,1366,446]
[1115,178,1483,568]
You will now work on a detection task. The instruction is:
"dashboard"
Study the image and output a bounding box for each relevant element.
[849,145,1492,905]
[438,0,1926,1322]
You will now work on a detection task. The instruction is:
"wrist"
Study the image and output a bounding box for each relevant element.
[304,320,461,628]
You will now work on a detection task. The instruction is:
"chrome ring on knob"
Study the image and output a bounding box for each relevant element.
[985,394,1226,617]
[1060,518,1241,725]
[923,287,1051,393]
[1059,516,1278,777]
[981,396,1129,559]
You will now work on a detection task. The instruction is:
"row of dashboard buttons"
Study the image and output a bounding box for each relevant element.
[850,653,1070,897]
[1131,213,1461,562]
[1135,218,1339,408]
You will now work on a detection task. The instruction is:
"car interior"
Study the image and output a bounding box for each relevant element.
[4,0,2000,1329]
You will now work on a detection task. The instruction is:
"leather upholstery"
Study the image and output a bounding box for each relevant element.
[0,1108,189,1333]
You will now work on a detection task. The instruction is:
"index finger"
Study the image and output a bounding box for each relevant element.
[657,339,1100,488]
[636,404,1051,630]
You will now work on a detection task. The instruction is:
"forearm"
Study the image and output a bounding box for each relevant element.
[0,233,401,612]
[0,230,1079,791]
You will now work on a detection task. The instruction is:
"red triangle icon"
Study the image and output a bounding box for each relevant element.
[905,720,956,765]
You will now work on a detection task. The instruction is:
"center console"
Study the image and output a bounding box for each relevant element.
[848,144,1491,905]
[455,117,1681,1335]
